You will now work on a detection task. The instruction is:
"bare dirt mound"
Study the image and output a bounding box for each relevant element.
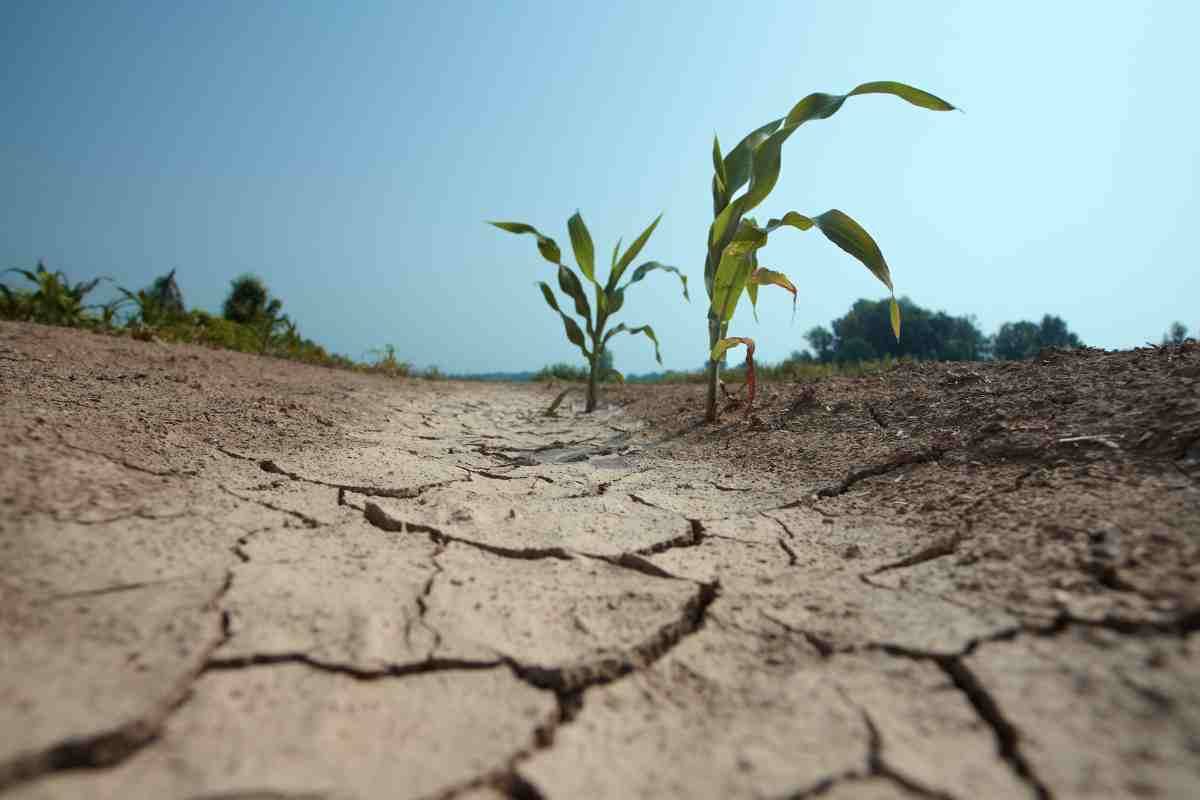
[2,320,1197,799]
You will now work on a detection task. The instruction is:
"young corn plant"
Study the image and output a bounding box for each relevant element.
[2,262,105,327]
[490,211,688,412]
[704,81,956,421]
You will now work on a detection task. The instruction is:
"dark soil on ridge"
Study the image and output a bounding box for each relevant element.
[614,343,1200,627]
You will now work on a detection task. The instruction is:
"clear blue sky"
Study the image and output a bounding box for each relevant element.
[3,1,1197,373]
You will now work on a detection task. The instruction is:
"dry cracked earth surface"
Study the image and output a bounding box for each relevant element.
[1,319,1198,799]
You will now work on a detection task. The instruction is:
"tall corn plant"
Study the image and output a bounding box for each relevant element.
[490,211,688,412]
[704,82,956,421]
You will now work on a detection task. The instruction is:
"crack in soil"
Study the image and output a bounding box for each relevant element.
[581,551,682,580]
[363,502,575,562]
[258,458,469,499]
[627,492,668,510]
[937,659,1051,800]
[868,533,963,576]
[184,790,332,800]
[777,537,799,567]
[762,512,797,539]
[859,709,959,800]
[760,611,835,659]
[203,652,503,681]
[459,466,554,484]
[57,433,182,478]
[856,641,1051,800]
[363,502,698,585]
[0,573,233,793]
[34,576,199,603]
[414,542,447,657]
[420,580,721,800]
[217,447,470,499]
[56,508,193,526]
[816,447,947,498]
[218,485,321,528]
[631,518,707,557]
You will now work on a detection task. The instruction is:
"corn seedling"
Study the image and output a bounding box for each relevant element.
[2,262,105,327]
[703,82,956,420]
[490,211,688,412]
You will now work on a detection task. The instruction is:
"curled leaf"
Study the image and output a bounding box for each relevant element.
[623,260,689,302]
[489,221,563,266]
[890,296,902,341]
[605,323,663,365]
[748,267,798,322]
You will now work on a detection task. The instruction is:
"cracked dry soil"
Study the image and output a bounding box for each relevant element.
[1,320,1198,800]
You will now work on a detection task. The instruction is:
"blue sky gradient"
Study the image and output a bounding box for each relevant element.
[3,1,1197,373]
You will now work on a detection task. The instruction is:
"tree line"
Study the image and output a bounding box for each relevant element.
[797,297,1087,364]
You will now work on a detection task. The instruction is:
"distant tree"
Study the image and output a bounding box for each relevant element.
[837,336,877,363]
[222,274,289,353]
[992,321,1042,360]
[804,326,836,363]
[992,314,1084,360]
[787,348,815,364]
[820,297,988,363]
[1038,314,1084,349]
[223,274,277,324]
[1163,321,1189,346]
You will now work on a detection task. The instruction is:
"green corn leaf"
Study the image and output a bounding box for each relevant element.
[622,261,689,301]
[811,209,893,291]
[890,296,902,341]
[3,268,40,285]
[847,81,956,112]
[556,264,593,334]
[567,211,596,285]
[745,252,760,321]
[712,134,727,187]
[712,134,728,208]
[610,237,622,270]
[708,82,954,277]
[488,221,563,266]
[722,118,784,199]
[709,221,770,323]
[765,211,816,232]
[764,208,894,292]
[604,323,663,364]
[608,213,663,290]
[537,282,591,358]
[606,286,626,317]
[709,247,756,324]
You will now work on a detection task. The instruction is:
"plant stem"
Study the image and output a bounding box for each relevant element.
[586,352,599,412]
[705,316,722,422]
